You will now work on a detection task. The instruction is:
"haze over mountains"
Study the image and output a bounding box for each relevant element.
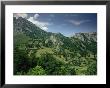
[14,17,97,75]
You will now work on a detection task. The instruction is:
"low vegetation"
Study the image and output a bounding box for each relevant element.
[14,17,97,75]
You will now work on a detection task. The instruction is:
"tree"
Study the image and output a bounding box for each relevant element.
[86,62,97,75]
[37,53,64,75]
[56,65,76,75]
[14,47,31,75]
[27,66,46,75]
[87,38,97,58]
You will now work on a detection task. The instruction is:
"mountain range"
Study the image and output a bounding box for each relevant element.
[13,17,97,75]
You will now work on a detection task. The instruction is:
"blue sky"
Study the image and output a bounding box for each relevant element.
[14,13,97,37]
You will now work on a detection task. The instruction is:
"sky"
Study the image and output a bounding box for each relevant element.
[14,13,97,37]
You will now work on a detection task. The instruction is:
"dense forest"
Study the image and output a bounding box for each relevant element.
[14,17,97,75]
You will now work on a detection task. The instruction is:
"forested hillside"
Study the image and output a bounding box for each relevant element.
[14,17,97,75]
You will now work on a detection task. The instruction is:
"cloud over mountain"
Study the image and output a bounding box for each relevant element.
[27,14,51,31]
[69,20,91,26]
[33,14,39,20]
[13,13,28,19]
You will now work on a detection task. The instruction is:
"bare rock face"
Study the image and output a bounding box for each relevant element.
[74,32,97,42]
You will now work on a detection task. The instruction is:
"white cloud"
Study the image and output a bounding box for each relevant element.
[69,20,91,26]
[34,14,39,20]
[13,13,28,19]
[42,26,48,31]
[27,16,51,31]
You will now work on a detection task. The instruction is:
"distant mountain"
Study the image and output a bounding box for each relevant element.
[73,32,97,42]
[71,32,97,59]
[14,17,96,51]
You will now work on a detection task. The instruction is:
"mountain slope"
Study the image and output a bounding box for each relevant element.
[14,17,97,75]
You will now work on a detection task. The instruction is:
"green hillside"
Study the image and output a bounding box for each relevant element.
[14,17,97,75]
